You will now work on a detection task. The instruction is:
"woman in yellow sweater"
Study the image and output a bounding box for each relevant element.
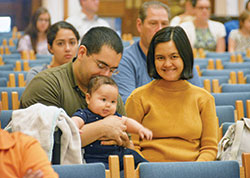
[125,26,218,162]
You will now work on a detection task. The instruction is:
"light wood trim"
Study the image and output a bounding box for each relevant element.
[109,155,120,178]
[207,59,215,70]
[237,54,243,63]
[230,54,236,62]
[124,155,135,178]
[216,59,223,70]
[11,92,19,110]
[18,74,25,87]
[0,55,4,65]
[198,48,205,58]
[64,0,68,20]
[246,100,250,118]
[242,153,250,178]
[235,100,244,120]
[9,38,15,46]
[5,47,11,55]
[15,61,22,71]
[105,170,110,178]
[1,92,9,110]
[240,167,245,178]
[21,50,29,60]
[23,61,30,71]
[230,71,237,84]
[203,79,211,93]
[0,46,4,55]
[195,65,201,76]
[9,73,16,87]
[238,71,246,84]
[2,39,7,46]
[212,79,221,93]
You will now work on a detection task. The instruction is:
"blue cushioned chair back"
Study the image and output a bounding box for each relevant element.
[52,163,106,178]
[221,84,250,93]
[139,161,240,178]
[0,87,25,109]
[216,105,235,126]
[212,92,250,117]
[0,110,12,129]
[202,69,250,77]
[246,74,250,83]
[200,76,229,88]
[0,77,7,87]
[223,62,250,69]
[0,71,27,86]
[0,64,15,71]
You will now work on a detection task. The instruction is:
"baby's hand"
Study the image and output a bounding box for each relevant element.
[138,127,153,140]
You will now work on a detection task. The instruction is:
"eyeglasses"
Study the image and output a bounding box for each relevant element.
[196,6,211,10]
[37,18,50,23]
[92,58,119,75]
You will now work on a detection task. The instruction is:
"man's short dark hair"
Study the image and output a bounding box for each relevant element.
[147,26,193,80]
[80,27,123,56]
[139,1,170,23]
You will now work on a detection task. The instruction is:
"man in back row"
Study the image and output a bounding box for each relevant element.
[66,0,110,39]
[113,1,202,104]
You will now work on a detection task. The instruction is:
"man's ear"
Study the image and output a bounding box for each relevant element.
[77,45,87,60]
[136,18,143,33]
[48,44,53,54]
[85,93,90,105]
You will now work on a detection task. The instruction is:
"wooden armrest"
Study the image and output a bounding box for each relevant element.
[109,155,120,178]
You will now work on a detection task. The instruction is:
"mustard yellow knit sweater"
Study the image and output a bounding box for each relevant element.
[125,79,218,162]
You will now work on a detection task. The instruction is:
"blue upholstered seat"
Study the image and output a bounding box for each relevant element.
[52,163,106,178]
[138,161,240,178]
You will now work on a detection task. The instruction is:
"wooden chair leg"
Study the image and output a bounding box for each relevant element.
[195,65,201,77]
[109,155,120,178]
[12,92,19,110]
[235,100,244,120]
[1,92,9,110]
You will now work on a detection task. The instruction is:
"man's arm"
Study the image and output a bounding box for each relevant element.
[20,74,61,109]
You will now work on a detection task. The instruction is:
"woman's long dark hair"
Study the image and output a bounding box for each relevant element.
[23,7,51,53]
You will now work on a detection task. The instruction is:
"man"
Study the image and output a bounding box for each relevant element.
[0,102,58,178]
[66,0,110,39]
[113,1,202,104]
[20,27,129,147]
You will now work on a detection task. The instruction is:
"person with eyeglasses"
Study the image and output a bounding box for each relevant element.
[180,0,226,52]
[20,27,131,149]
[71,75,152,170]
[17,7,51,57]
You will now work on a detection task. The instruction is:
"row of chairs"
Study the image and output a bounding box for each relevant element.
[51,154,250,178]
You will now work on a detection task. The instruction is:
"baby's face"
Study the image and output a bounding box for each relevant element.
[87,84,118,117]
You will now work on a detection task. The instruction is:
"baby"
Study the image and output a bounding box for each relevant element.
[72,75,152,170]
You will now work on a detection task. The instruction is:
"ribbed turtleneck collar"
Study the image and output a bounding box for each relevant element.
[153,79,190,92]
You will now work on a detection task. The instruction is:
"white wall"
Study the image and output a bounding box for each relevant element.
[68,0,81,17]
[42,0,64,23]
